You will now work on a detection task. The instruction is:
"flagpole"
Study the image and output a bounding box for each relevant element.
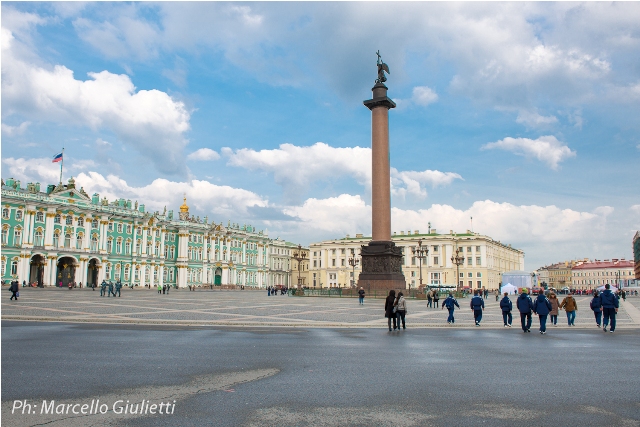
[59,147,64,185]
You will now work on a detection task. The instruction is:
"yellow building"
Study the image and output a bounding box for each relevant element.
[542,260,587,289]
[309,229,524,290]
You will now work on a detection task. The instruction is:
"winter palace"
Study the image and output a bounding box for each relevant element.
[1,177,303,288]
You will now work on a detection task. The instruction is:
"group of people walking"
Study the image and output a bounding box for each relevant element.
[98,280,123,297]
[382,284,622,333]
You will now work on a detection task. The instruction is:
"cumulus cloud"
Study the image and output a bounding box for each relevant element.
[1,24,191,175]
[187,148,221,161]
[222,142,462,200]
[481,136,576,169]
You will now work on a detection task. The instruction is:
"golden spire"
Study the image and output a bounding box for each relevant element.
[180,193,189,213]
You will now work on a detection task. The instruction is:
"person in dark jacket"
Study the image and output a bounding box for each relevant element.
[9,280,19,301]
[358,287,365,305]
[499,292,513,327]
[533,289,552,334]
[470,291,485,326]
[590,291,603,327]
[517,289,534,333]
[384,290,397,331]
[600,284,619,333]
[442,292,460,324]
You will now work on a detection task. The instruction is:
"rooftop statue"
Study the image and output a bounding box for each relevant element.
[375,50,390,84]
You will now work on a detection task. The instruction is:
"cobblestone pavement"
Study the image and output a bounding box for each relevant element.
[2,287,639,328]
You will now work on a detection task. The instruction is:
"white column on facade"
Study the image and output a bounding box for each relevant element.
[178,266,186,288]
[160,229,166,259]
[159,264,164,288]
[70,219,77,250]
[140,263,147,288]
[141,227,148,255]
[78,258,87,285]
[132,223,138,254]
[83,219,91,252]
[48,255,57,286]
[242,240,247,265]
[44,211,55,248]
[148,262,155,289]
[43,256,52,286]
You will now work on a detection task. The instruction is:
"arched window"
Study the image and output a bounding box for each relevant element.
[1,227,8,245]
[53,230,60,247]
[135,266,140,280]
[11,259,18,275]
[124,264,130,280]
[117,223,123,233]
[154,267,158,281]
[66,215,73,225]
[1,208,8,219]
[91,235,98,251]
[105,263,111,278]
[14,228,22,246]
[36,211,44,222]
[33,228,44,246]
[136,239,142,255]
[16,210,23,221]
[92,219,98,229]
[54,214,61,223]
[77,217,84,227]
[114,264,121,279]
[116,238,122,254]
[155,243,160,257]
[64,233,71,248]
[76,233,83,249]
[145,266,150,282]
[125,240,131,255]
[107,238,113,253]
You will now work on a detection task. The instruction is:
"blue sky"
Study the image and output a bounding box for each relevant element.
[2,2,639,269]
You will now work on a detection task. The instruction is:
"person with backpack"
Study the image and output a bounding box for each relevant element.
[433,292,440,308]
[517,288,534,333]
[470,291,485,326]
[384,290,397,331]
[442,292,460,324]
[499,292,513,327]
[560,292,578,326]
[9,280,19,301]
[533,289,552,334]
[590,291,603,327]
[600,284,619,333]
[394,292,407,330]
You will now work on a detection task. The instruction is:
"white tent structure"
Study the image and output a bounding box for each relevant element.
[500,283,518,295]
[502,271,534,289]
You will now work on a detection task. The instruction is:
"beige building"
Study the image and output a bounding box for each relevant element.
[268,238,309,288]
[540,259,588,289]
[309,229,524,290]
[572,259,634,288]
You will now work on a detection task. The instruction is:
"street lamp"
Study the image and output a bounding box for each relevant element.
[292,244,307,289]
[412,239,428,290]
[348,248,359,288]
[451,244,464,292]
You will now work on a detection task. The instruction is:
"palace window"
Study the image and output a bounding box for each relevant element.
[66,215,73,225]
[477,272,482,278]
[1,227,7,245]
[136,239,142,255]
[107,238,113,253]
[92,219,98,229]
[468,272,473,278]
[53,231,60,247]
[108,222,113,231]
[91,236,98,251]
[332,259,336,267]
[1,208,8,219]
[77,217,84,227]
[105,263,111,278]
[476,257,481,266]
[16,210,23,221]
[64,233,71,248]
[117,223,123,233]
[14,229,22,246]
[433,257,439,265]
[155,243,160,257]
[125,240,131,255]
[54,214,61,223]
[11,260,18,275]
[433,245,439,252]
[126,225,132,234]
[124,265,130,281]
[116,238,122,254]
[476,246,481,252]
[459,272,464,278]
[36,212,44,222]
[76,233,83,249]
[114,264,121,279]
[477,281,482,288]
[467,257,472,265]
[467,247,472,252]
[34,230,44,246]
[135,266,140,281]
[1,257,5,276]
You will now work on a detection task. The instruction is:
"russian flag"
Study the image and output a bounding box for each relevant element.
[52,153,63,163]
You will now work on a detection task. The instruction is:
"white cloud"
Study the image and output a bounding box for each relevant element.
[1,121,30,136]
[481,135,576,169]
[515,110,558,128]
[222,142,462,200]
[187,148,221,162]
[411,86,438,106]
[1,26,191,175]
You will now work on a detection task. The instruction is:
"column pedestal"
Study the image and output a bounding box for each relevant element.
[357,240,406,291]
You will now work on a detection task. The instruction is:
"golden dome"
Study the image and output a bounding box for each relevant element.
[180,195,189,213]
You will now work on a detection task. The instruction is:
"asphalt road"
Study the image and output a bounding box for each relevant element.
[2,321,639,427]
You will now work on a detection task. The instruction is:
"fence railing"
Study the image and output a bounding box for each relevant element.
[289,288,469,299]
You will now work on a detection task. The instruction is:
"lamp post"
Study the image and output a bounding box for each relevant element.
[451,244,464,292]
[348,248,359,288]
[292,244,307,289]
[412,239,428,290]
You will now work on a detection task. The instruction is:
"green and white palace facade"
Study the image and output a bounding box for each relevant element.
[1,177,301,288]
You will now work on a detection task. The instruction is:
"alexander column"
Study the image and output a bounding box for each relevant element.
[357,51,406,292]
